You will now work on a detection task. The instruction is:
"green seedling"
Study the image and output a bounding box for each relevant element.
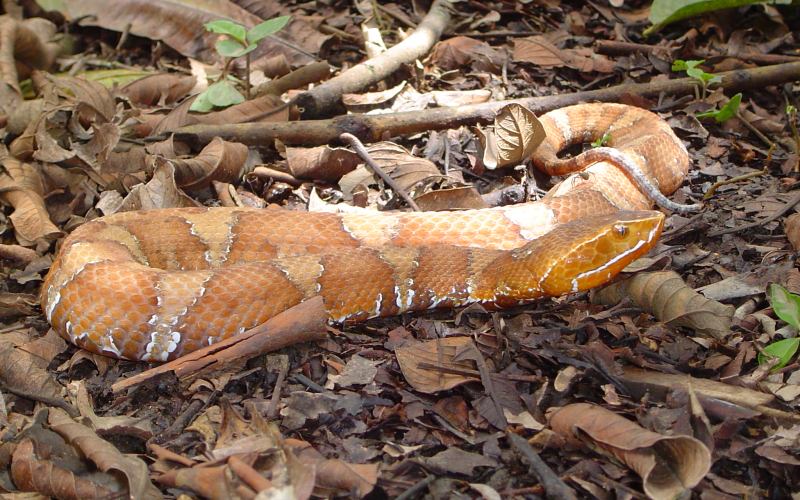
[591,135,611,148]
[760,284,800,370]
[696,93,742,122]
[672,59,721,100]
[191,16,290,112]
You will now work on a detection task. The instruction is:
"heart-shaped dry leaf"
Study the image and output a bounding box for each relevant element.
[493,103,545,168]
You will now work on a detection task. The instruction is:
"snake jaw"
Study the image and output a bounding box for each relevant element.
[495,211,664,299]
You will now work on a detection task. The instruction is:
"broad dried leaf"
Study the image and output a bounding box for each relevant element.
[492,103,545,168]
[198,94,289,125]
[0,156,62,245]
[287,145,361,182]
[366,142,442,193]
[785,213,800,251]
[50,0,313,66]
[163,137,248,192]
[513,36,613,72]
[47,408,164,500]
[0,17,60,113]
[286,438,378,498]
[593,270,734,340]
[121,163,200,211]
[550,403,711,500]
[395,337,480,393]
[117,73,197,106]
[12,438,117,499]
[0,337,63,402]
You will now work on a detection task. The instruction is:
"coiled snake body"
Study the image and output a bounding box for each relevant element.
[42,104,692,361]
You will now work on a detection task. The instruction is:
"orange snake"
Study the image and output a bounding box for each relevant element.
[41,104,695,361]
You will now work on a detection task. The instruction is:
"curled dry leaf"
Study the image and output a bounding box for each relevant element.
[784,213,800,251]
[395,337,480,393]
[493,103,545,169]
[0,16,61,113]
[0,156,61,245]
[122,163,200,211]
[477,103,545,170]
[364,142,443,194]
[12,438,116,499]
[285,438,378,498]
[47,407,164,500]
[158,137,248,192]
[549,403,711,500]
[593,270,734,340]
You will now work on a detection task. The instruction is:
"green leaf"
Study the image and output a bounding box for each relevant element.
[204,20,247,43]
[758,337,800,370]
[190,90,214,112]
[247,16,290,44]
[695,94,742,122]
[215,39,255,58]
[715,93,741,121]
[206,80,245,107]
[647,0,792,34]
[591,135,611,147]
[770,284,800,329]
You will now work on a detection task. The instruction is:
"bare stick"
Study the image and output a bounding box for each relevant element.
[340,133,421,211]
[172,61,800,148]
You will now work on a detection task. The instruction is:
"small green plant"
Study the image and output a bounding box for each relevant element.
[696,93,742,122]
[591,135,611,148]
[191,16,290,112]
[672,59,721,100]
[760,284,800,370]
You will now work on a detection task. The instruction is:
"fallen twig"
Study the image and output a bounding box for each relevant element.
[173,61,800,149]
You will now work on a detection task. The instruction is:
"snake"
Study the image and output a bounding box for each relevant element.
[41,103,694,361]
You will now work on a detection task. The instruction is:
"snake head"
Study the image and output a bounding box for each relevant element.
[496,210,664,299]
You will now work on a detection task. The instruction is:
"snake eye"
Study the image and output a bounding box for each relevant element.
[613,224,628,238]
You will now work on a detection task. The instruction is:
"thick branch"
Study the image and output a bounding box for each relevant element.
[295,0,452,117]
[172,61,800,149]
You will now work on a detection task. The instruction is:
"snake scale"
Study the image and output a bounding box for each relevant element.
[42,103,693,361]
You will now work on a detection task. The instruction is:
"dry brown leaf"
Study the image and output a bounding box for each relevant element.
[121,163,200,211]
[286,438,378,498]
[342,82,406,113]
[0,16,60,113]
[47,408,164,500]
[0,156,62,245]
[12,437,117,499]
[156,464,237,500]
[491,103,545,169]
[593,270,734,340]
[0,336,64,406]
[395,337,480,393]
[513,35,613,73]
[117,73,197,106]
[431,90,492,107]
[365,142,442,193]
[432,36,484,70]
[161,136,248,192]
[785,213,800,251]
[198,94,289,125]
[151,95,201,136]
[549,403,711,500]
[287,145,361,181]
[51,0,313,66]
